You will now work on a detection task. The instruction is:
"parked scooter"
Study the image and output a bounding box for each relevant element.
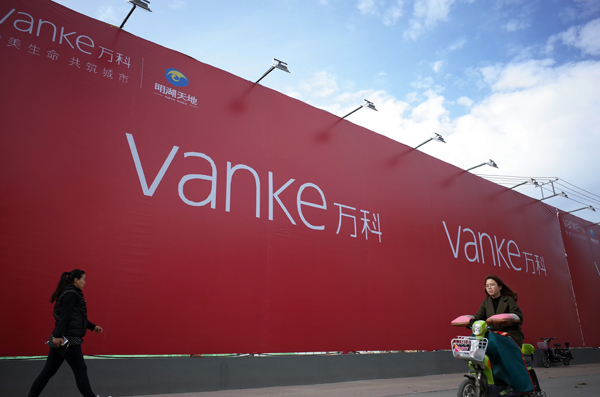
[451,314,545,397]
[538,337,574,367]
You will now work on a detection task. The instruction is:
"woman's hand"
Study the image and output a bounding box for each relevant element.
[52,337,64,346]
[93,325,103,334]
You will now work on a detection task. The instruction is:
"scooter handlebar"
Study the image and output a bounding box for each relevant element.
[486,313,520,324]
[451,315,474,327]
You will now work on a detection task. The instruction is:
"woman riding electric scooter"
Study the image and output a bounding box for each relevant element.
[450,274,541,396]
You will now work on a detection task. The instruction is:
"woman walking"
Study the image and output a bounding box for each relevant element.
[28,269,104,397]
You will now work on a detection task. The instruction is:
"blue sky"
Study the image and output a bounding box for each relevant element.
[52,0,600,223]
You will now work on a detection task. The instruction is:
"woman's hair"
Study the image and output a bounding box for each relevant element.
[484,274,518,301]
[50,269,85,303]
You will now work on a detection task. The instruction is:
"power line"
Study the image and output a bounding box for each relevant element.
[555,181,600,204]
[474,174,600,215]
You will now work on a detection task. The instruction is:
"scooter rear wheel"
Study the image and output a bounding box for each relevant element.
[457,379,479,397]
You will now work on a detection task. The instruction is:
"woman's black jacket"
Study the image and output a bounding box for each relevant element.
[52,285,96,337]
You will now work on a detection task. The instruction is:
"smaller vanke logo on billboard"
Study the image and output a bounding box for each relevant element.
[154,68,197,108]
[165,68,189,87]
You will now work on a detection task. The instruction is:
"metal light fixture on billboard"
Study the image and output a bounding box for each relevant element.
[255,59,290,84]
[341,99,378,119]
[510,178,537,190]
[120,0,152,29]
[539,191,568,201]
[466,159,498,172]
[415,133,446,149]
[566,206,596,214]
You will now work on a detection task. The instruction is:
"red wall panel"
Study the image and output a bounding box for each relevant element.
[558,213,600,346]
[0,0,591,356]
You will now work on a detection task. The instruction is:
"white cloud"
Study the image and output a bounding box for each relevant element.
[410,90,449,122]
[444,60,600,189]
[574,0,600,16]
[456,96,473,107]
[292,71,340,99]
[504,18,531,32]
[337,89,446,144]
[414,0,455,24]
[431,60,444,73]
[357,0,405,26]
[480,59,555,91]
[403,20,425,41]
[403,0,457,40]
[357,0,382,15]
[97,6,120,25]
[577,18,600,55]
[410,76,435,90]
[406,92,421,102]
[447,37,467,51]
[548,18,600,56]
[169,0,186,9]
[560,0,600,23]
[410,75,444,93]
[382,1,405,26]
[374,71,389,85]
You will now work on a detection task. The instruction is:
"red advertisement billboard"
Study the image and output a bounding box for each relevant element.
[0,0,590,356]
[558,213,600,347]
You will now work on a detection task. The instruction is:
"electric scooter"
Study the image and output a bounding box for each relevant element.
[451,314,545,397]
[538,337,574,367]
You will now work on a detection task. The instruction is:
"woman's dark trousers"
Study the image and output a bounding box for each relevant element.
[28,344,96,397]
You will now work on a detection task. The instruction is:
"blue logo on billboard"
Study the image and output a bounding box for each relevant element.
[165,68,189,87]
[591,229,596,238]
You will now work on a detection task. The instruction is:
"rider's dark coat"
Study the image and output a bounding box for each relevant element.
[474,294,524,347]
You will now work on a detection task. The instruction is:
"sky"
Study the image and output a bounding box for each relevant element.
[52,0,600,224]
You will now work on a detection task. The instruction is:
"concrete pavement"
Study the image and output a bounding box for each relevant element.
[123,362,600,397]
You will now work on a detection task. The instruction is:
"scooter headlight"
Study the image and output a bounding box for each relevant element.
[473,322,482,335]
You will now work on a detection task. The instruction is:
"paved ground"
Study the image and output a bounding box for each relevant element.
[123,362,600,397]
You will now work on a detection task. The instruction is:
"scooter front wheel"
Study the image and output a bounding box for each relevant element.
[563,358,571,365]
[457,379,480,397]
[542,353,550,368]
